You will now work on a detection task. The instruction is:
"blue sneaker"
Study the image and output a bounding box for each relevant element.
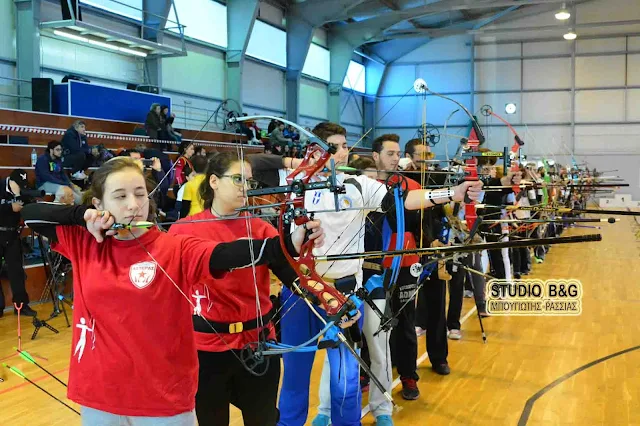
[312,414,331,426]
[376,414,394,425]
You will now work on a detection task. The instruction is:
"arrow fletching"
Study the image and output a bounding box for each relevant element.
[3,363,26,379]
[15,347,36,364]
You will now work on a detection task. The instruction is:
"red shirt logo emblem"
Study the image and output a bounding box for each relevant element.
[129,261,157,289]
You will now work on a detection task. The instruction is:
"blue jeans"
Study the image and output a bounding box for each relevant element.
[277,286,363,426]
[80,406,196,426]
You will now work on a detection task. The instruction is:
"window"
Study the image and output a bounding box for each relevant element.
[302,43,330,82]
[81,0,142,21]
[246,20,286,67]
[167,0,227,48]
[343,61,365,93]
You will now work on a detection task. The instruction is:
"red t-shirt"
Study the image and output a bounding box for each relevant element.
[168,209,278,352]
[52,226,219,417]
[380,175,422,267]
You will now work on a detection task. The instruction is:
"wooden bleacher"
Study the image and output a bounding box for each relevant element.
[0,108,263,309]
[0,109,264,182]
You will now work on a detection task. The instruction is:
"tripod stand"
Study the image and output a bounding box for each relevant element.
[36,233,72,328]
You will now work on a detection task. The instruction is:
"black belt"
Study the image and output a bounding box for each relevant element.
[331,275,357,294]
[193,307,276,334]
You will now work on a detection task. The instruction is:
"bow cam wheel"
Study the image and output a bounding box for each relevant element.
[239,342,270,377]
[214,99,243,132]
[416,123,441,147]
[480,104,493,117]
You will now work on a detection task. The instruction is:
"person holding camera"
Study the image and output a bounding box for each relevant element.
[0,169,37,317]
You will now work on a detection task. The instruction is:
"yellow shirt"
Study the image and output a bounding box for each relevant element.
[182,174,206,216]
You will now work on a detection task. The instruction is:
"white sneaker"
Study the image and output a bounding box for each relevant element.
[71,171,87,180]
[448,329,462,340]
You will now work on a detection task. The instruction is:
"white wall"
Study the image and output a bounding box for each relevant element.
[242,60,285,113]
[40,37,143,84]
[341,91,364,144]
[300,77,328,121]
[0,62,18,110]
[162,46,226,100]
[0,0,15,60]
[0,1,17,109]
[376,0,640,199]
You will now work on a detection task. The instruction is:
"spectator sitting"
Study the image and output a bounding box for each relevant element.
[36,140,83,204]
[161,105,182,144]
[89,144,115,167]
[195,146,207,157]
[299,127,311,146]
[284,125,299,141]
[145,103,165,141]
[54,185,75,205]
[267,119,278,134]
[179,155,208,218]
[61,120,92,180]
[269,122,292,155]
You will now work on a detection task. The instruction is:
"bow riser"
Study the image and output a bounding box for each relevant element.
[464,139,480,233]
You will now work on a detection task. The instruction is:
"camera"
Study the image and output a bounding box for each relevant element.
[142,159,154,168]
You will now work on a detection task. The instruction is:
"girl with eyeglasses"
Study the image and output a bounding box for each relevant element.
[168,151,331,426]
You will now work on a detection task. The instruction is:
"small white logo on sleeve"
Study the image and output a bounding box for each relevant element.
[129,261,157,289]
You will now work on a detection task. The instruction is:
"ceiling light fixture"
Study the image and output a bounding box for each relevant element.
[118,47,148,57]
[53,29,88,43]
[555,3,571,20]
[52,29,147,57]
[505,103,517,114]
[563,29,577,40]
[88,39,120,50]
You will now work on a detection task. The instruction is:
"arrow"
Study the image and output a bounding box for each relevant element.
[14,347,67,387]
[316,234,602,262]
[2,363,79,415]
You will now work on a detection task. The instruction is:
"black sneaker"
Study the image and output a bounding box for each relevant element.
[15,305,37,317]
[432,363,450,375]
[400,377,420,400]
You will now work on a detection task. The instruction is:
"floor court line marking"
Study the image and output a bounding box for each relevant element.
[517,344,640,426]
[0,367,70,396]
[360,305,478,419]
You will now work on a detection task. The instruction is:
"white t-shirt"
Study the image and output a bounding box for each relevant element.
[279,171,388,285]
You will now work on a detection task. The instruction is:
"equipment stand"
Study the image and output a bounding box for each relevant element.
[32,316,59,340]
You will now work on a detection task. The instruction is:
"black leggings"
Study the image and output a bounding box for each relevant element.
[0,235,29,308]
[196,349,280,426]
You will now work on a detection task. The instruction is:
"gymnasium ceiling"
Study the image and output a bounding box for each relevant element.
[271,0,640,62]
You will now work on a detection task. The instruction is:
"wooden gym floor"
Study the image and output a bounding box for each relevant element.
[0,213,638,426]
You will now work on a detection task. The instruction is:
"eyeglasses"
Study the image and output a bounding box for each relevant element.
[218,174,259,190]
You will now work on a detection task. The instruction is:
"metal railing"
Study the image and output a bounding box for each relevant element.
[0,76,31,100]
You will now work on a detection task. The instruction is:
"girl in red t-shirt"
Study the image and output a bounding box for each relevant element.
[21,157,324,426]
[174,141,195,187]
[168,152,293,426]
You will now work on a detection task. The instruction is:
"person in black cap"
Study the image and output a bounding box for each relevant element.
[0,169,37,317]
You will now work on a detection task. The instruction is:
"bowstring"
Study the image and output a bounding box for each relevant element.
[236,139,268,347]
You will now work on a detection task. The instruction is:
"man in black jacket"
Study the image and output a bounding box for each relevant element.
[0,170,37,317]
[61,120,92,180]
